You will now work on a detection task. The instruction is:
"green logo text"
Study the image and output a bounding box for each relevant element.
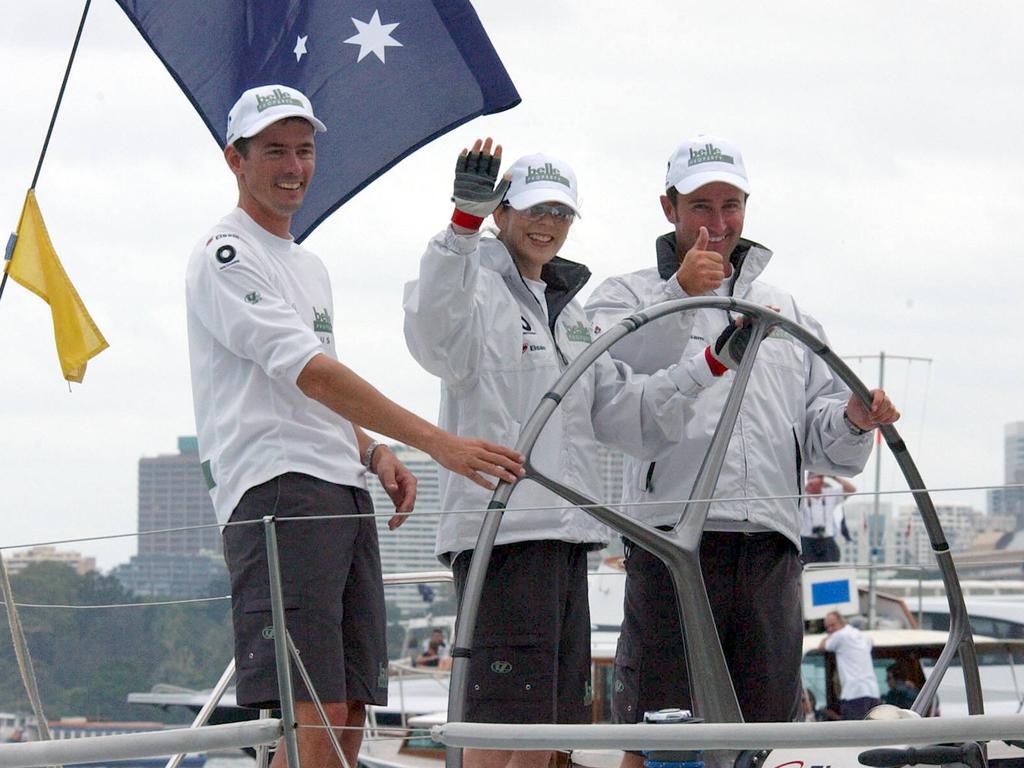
[525,163,571,188]
[256,88,303,112]
[565,321,592,344]
[688,143,734,167]
[313,307,333,334]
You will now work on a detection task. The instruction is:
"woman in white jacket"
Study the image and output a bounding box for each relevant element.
[403,139,734,768]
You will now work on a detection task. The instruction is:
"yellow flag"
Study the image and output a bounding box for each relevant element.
[5,189,108,382]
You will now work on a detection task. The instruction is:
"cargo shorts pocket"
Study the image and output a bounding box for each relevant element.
[236,595,302,670]
[468,634,553,704]
[611,636,641,723]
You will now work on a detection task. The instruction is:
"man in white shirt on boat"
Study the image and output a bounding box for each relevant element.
[185,85,524,768]
[801,474,856,563]
[820,611,881,719]
[584,134,899,749]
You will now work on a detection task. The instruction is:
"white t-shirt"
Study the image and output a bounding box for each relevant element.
[186,208,365,524]
[824,624,880,700]
[800,487,845,538]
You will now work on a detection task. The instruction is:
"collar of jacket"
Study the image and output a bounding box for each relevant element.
[480,236,591,328]
[655,231,773,297]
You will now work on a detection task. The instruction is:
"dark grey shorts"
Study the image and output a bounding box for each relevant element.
[452,540,593,724]
[223,473,388,710]
[612,531,803,724]
[801,536,841,564]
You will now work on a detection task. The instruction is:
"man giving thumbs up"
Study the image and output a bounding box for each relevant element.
[585,135,898,748]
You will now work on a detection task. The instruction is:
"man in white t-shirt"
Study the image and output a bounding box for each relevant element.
[820,611,880,719]
[185,85,524,768]
[800,474,855,563]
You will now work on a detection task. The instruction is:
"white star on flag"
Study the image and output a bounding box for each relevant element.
[344,10,402,63]
[294,35,308,62]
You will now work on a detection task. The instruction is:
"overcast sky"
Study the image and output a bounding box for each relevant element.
[2,1,1022,571]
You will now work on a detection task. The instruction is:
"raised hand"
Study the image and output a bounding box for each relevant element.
[677,226,727,295]
[451,137,511,231]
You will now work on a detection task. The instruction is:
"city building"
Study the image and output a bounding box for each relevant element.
[109,552,227,598]
[989,487,1024,532]
[137,437,221,557]
[592,443,625,563]
[841,499,984,569]
[896,503,984,565]
[988,422,1024,531]
[367,445,446,615]
[839,500,894,566]
[2,545,96,577]
[366,442,629,614]
[1004,421,1024,484]
[111,437,227,598]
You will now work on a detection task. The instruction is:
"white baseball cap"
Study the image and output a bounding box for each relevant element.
[225,84,327,146]
[504,153,581,216]
[665,135,750,195]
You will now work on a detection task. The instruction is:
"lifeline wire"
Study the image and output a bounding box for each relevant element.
[3,481,1021,554]
[8,556,1024,611]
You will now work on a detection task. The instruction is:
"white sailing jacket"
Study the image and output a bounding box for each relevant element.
[403,227,708,560]
[584,233,874,548]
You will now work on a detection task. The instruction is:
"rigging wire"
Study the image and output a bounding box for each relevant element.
[2,482,1021,554]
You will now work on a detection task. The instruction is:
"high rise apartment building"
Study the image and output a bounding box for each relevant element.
[112,437,227,598]
[137,437,221,557]
[367,445,446,615]
[989,422,1024,530]
[1004,422,1024,484]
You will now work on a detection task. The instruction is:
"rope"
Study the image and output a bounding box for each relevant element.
[0,553,60,763]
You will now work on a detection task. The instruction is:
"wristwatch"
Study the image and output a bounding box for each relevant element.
[362,440,383,469]
[843,409,871,436]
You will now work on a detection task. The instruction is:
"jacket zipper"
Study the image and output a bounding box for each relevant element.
[644,462,656,492]
[792,427,803,494]
[519,274,569,367]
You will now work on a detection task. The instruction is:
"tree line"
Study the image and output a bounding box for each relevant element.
[0,561,232,722]
[1,561,450,723]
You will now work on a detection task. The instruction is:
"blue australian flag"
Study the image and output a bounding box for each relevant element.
[114,0,520,242]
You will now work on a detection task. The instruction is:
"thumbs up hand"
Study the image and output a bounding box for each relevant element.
[676,226,728,295]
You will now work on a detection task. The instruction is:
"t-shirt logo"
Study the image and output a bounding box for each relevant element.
[313,307,333,333]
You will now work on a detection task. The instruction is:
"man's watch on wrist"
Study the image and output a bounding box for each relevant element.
[362,440,383,469]
[843,409,871,436]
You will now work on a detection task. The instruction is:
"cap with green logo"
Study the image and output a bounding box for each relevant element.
[504,153,581,216]
[226,84,327,147]
[665,135,750,195]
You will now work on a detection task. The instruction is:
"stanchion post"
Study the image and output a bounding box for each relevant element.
[264,516,301,768]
